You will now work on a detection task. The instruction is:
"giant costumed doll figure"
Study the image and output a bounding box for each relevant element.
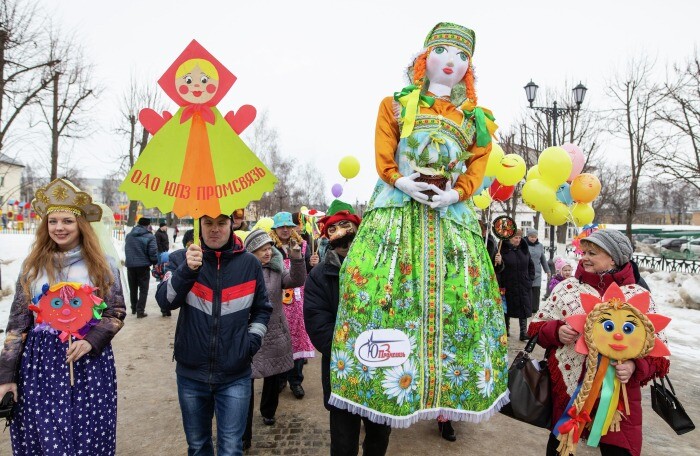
[328,23,508,427]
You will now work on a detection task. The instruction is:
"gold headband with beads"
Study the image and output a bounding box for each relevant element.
[32,178,102,222]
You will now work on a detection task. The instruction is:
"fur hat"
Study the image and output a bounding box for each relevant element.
[244,229,273,253]
[582,229,633,267]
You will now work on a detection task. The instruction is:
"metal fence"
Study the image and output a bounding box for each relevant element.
[633,254,700,274]
[0,227,126,240]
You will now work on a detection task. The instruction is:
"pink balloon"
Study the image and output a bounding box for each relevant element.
[562,143,585,182]
[331,183,343,198]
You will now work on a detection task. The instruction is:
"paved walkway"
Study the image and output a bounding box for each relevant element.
[2,287,699,455]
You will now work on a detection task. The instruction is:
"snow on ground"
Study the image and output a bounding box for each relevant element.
[1,234,699,363]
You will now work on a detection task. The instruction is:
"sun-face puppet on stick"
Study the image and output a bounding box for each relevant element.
[554,282,670,455]
[29,282,108,385]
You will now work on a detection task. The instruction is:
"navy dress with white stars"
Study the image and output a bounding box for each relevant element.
[10,328,117,455]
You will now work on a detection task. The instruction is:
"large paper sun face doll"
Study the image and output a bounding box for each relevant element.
[566,282,671,360]
[29,282,107,341]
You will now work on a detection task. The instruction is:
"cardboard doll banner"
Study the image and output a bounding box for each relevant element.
[119,40,277,218]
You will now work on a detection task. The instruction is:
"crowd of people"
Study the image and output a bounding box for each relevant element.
[0,20,673,456]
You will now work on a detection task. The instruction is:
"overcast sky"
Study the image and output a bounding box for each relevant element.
[21,0,700,206]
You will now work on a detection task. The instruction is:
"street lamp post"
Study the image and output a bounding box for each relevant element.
[523,80,588,261]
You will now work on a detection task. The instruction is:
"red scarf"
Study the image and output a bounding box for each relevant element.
[181,104,216,124]
[574,261,635,295]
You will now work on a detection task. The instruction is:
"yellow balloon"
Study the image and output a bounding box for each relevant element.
[521,179,556,213]
[253,217,274,232]
[338,156,361,180]
[538,146,573,187]
[543,201,570,226]
[571,202,595,226]
[495,154,527,186]
[472,190,492,209]
[235,230,250,241]
[485,142,505,176]
[526,165,541,182]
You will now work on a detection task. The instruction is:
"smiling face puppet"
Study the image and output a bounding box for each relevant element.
[566,282,671,361]
[29,282,108,342]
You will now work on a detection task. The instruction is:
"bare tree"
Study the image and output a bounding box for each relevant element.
[605,56,665,238]
[36,32,99,180]
[115,77,166,225]
[0,0,57,157]
[656,51,700,191]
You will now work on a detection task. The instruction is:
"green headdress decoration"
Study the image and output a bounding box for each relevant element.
[424,22,476,58]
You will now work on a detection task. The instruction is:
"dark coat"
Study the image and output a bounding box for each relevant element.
[497,240,535,318]
[251,248,305,379]
[125,225,158,267]
[303,249,341,410]
[155,229,170,254]
[156,235,272,384]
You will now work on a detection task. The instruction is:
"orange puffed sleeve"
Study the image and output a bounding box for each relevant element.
[375,97,402,186]
[453,141,491,201]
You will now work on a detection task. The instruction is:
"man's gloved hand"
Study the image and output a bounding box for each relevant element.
[428,182,459,209]
[394,173,431,205]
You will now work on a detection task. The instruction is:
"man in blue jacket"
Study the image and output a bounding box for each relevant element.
[125,217,158,317]
[156,214,272,456]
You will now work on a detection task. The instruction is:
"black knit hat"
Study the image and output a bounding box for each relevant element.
[138,217,151,226]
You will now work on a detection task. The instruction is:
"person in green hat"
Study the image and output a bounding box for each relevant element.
[270,211,318,399]
[326,22,508,434]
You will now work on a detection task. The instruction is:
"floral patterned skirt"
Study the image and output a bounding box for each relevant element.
[327,202,509,428]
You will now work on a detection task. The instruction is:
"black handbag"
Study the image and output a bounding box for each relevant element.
[500,334,551,428]
[650,375,695,435]
[0,391,15,425]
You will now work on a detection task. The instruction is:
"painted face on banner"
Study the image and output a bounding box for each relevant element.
[426,45,469,89]
[591,305,647,360]
[176,64,219,104]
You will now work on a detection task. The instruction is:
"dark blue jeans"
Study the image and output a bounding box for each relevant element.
[177,374,251,456]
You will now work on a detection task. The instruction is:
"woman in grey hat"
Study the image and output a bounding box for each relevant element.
[528,229,669,456]
[242,229,307,450]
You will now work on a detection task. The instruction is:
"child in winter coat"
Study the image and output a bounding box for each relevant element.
[547,258,573,294]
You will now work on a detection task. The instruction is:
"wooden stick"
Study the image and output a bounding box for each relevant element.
[68,336,75,387]
[193,218,200,246]
[497,239,502,255]
[621,383,630,415]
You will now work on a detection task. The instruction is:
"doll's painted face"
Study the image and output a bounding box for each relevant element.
[36,285,97,334]
[426,45,469,89]
[591,305,647,360]
[176,65,219,104]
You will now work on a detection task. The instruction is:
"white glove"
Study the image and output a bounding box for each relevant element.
[428,181,459,209]
[394,173,431,204]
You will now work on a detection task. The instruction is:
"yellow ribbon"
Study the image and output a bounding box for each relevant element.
[395,86,434,138]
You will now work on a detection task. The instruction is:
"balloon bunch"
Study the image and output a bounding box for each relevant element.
[521,143,601,226]
[472,142,527,209]
[331,155,361,198]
